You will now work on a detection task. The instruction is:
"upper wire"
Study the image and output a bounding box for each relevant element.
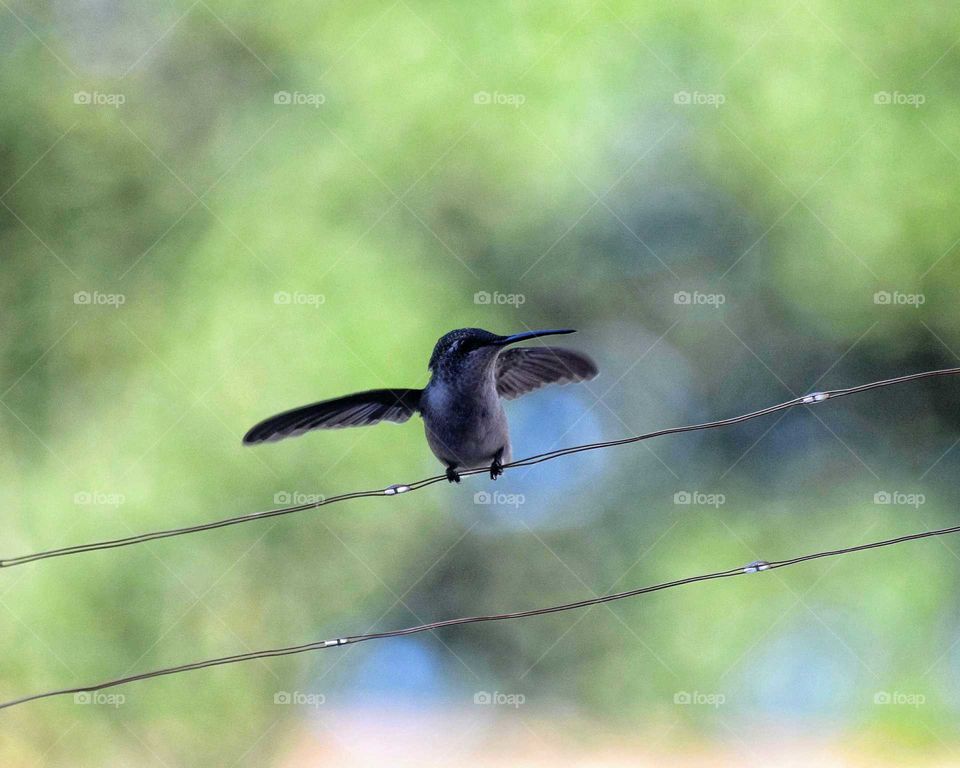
[2,367,959,569]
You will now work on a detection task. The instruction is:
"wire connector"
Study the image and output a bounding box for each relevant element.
[743,560,771,574]
[801,392,830,404]
[384,484,411,495]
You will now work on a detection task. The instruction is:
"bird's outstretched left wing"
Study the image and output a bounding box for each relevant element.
[495,347,598,400]
[243,388,421,444]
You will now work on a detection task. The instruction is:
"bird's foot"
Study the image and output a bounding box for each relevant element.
[445,465,461,484]
[490,449,504,480]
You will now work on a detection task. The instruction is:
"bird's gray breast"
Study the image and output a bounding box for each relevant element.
[420,378,510,469]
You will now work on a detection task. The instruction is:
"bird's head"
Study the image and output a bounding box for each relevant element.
[428,327,576,377]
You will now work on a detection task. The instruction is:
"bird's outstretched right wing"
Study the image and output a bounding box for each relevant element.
[495,347,598,400]
[243,388,421,444]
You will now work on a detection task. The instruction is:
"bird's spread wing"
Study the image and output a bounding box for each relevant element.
[243,388,421,444]
[495,347,598,400]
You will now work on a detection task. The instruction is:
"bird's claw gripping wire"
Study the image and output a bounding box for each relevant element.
[490,448,505,480]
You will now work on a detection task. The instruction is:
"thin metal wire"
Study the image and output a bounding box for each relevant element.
[2,367,959,569]
[3,521,959,711]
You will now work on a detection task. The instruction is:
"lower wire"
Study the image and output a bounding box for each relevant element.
[2,521,958,711]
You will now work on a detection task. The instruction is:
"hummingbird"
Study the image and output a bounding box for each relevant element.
[243,328,599,482]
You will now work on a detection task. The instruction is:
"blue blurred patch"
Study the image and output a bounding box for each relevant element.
[335,639,451,709]
[738,625,856,724]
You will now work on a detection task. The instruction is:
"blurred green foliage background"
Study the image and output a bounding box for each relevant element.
[3,0,960,764]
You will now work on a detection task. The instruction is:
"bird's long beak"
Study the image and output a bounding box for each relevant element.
[492,328,576,347]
